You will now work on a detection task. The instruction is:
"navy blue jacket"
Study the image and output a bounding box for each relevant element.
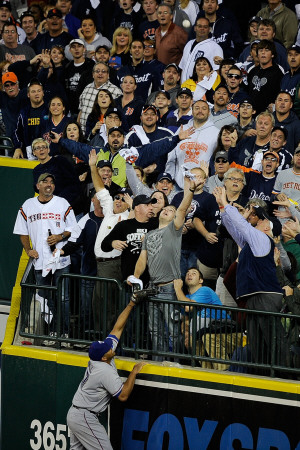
[280,67,300,97]
[239,41,288,72]
[273,110,300,153]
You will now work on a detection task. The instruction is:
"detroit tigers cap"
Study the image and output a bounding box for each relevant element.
[141,104,158,115]
[156,172,173,183]
[107,126,125,136]
[97,159,112,169]
[132,195,157,209]
[0,0,12,11]
[2,71,18,85]
[104,107,122,120]
[89,338,114,361]
[177,87,193,98]
[37,173,55,183]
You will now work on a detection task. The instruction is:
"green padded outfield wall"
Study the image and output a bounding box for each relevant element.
[0,160,38,300]
[2,346,300,450]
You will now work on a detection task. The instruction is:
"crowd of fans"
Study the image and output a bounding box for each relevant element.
[7,0,300,372]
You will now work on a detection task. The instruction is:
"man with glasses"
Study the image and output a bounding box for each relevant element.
[0,22,35,62]
[78,62,122,134]
[205,150,230,193]
[0,0,26,43]
[179,16,223,83]
[32,138,83,216]
[225,65,249,118]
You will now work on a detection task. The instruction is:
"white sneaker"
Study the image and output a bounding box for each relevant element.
[43,332,57,346]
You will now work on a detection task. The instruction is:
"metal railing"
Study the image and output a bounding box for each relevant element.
[18,263,300,378]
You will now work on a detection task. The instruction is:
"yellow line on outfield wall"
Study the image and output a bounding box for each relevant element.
[2,344,299,396]
[0,158,39,169]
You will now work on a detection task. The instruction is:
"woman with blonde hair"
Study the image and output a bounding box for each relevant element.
[109,27,132,70]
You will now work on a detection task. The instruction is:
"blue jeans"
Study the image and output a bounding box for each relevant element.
[34,266,70,333]
[180,249,198,278]
[148,283,180,361]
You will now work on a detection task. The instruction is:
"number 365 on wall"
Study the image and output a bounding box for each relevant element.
[30,419,70,450]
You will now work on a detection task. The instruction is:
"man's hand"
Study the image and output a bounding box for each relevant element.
[89,149,98,167]
[243,129,257,137]
[50,131,61,144]
[205,232,218,244]
[276,193,289,202]
[178,125,195,141]
[273,208,292,219]
[274,247,281,266]
[174,279,183,291]
[47,234,63,245]
[124,193,133,209]
[30,54,42,65]
[283,285,294,297]
[26,249,39,259]
[132,361,148,375]
[92,121,102,135]
[13,148,23,159]
[199,160,209,178]
[212,186,227,208]
[282,218,300,239]
[230,130,238,147]
[112,240,128,251]
[213,56,222,65]
[40,49,51,67]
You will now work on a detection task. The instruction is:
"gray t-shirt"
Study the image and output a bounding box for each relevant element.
[204,174,224,194]
[272,168,300,204]
[0,44,35,62]
[143,220,183,284]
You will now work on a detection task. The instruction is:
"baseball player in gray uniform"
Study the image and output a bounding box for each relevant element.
[67,296,147,449]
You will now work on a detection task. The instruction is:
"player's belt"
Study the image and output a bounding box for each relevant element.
[72,404,103,418]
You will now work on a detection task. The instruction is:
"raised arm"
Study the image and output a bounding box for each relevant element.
[89,149,105,192]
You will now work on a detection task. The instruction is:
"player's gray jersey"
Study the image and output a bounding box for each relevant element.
[72,335,123,413]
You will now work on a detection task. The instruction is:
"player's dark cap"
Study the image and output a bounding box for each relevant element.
[287,44,300,54]
[89,338,113,361]
[272,125,288,140]
[263,151,279,161]
[177,87,193,98]
[47,8,63,19]
[104,107,122,120]
[155,90,170,100]
[107,126,125,136]
[156,172,173,183]
[0,0,12,11]
[214,151,228,162]
[97,159,112,169]
[95,44,110,53]
[164,63,180,73]
[37,173,55,183]
[141,104,158,115]
[132,195,157,209]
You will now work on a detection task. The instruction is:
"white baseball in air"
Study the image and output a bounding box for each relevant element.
[182,20,190,28]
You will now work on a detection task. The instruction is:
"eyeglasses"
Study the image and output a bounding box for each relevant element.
[263,157,277,162]
[215,158,228,163]
[144,45,154,48]
[3,30,16,34]
[33,145,48,151]
[226,177,244,183]
[4,82,16,87]
[94,69,108,74]
[113,195,126,202]
[227,74,241,79]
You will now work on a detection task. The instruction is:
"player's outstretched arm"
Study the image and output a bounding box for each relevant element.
[110,300,136,340]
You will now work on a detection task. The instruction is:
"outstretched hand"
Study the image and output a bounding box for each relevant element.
[212,186,227,208]
[89,149,98,167]
[178,125,195,141]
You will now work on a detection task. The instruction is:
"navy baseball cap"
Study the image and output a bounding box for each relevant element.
[214,151,228,162]
[97,159,112,169]
[107,126,125,136]
[155,90,170,100]
[0,0,11,11]
[115,187,132,196]
[104,107,122,120]
[89,339,113,361]
[156,172,173,183]
[177,87,193,98]
[287,44,300,54]
[132,195,157,209]
[164,63,180,73]
[47,8,63,18]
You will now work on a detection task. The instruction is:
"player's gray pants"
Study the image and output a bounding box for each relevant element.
[148,283,180,361]
[67,406,112,450]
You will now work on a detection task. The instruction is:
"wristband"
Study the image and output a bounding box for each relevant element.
[219,206,224,210]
